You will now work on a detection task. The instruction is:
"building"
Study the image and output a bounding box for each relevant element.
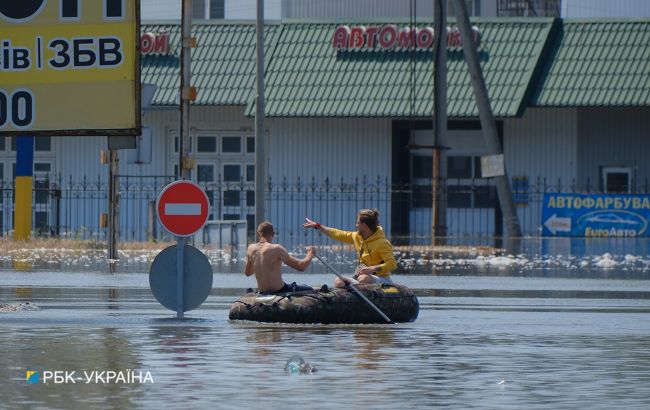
[1,16,649,245]
[140,0,650,21]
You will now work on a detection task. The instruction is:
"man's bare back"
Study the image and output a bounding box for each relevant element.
[245,222,315,293]
[246,242,286,292]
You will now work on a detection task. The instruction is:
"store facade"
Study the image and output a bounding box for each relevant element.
[1,18,648,244]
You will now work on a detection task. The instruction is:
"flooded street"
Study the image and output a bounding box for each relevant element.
[2,238,650,409]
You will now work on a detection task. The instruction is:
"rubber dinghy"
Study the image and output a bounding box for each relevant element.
[229,283,419,324]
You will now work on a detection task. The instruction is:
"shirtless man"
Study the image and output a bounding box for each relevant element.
[245,221,315,294]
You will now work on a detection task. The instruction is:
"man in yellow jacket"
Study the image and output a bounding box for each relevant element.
[304,208,397,288]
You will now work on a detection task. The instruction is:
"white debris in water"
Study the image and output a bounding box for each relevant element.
[0,302,40,312]
[594,253,617,268]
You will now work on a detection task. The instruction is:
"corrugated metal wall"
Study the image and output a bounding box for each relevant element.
[267,117,391,182]
[505,107,578,184]
[577,107,650,191]
[504,107,578,235]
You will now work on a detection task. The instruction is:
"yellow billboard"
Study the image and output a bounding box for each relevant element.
[0,0,140,136]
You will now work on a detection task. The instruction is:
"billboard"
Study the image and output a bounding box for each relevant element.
[0,0,140,136]
[542,193,650,237]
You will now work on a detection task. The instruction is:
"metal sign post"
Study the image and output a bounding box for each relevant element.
[176,236,185,318]
[151,181,212,318]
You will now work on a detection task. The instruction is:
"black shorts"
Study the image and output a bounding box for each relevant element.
[260,282,312,295]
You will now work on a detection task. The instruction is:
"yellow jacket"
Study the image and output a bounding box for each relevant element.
[326,226,397,276]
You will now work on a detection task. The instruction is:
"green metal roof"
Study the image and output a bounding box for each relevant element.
[533,20,650,107]
[141,22,281,106]
[250,18,555,118]
[141,19,650,115]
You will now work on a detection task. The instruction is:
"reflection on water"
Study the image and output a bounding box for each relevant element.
[2,237,650,408]
[4,327,144,408]
[1,289,649,408]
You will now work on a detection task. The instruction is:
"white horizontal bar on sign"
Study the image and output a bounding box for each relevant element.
[165,203,202,216]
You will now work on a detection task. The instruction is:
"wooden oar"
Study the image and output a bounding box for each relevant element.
[315,254,394,324]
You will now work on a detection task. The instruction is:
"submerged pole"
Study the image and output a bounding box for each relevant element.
[453,0,522,237]
[432,0,448,245]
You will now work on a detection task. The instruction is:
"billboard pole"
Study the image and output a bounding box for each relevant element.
[180,0,193,181]
[255,0,266,227]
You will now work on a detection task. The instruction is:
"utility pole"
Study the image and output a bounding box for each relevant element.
[431,0,448,245]
[255,0,266,226]
[453,0,522,237]
[107,149,119,260]
[180,0,193,181]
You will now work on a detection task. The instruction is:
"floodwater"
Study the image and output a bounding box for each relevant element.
[1,238,650,409]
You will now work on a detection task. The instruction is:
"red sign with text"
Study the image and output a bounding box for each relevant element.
[156,181,209,237]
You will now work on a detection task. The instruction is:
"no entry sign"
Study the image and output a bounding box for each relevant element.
[157,181,209,236]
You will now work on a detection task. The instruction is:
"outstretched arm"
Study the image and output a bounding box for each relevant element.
[303,217,331,235]
[303,217,354,243]
[279,246,315,272]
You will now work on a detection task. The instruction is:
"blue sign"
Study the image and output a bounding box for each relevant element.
[149,244,213,312]
[542,193,650,237]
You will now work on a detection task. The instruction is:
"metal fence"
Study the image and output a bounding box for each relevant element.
[2,175,649,247]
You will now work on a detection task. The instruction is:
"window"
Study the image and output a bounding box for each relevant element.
[412,156,432,179]
[34,163,51,173]
[210,0,225,19]
[223,164,241,182]
[34,180,49,205]
[35,211,48,232]
[447,156,472,179]
[192,0,207,19]
[197,164,215,183]
[191,0,224,19]
[413,185,432,208]
[474,185,497,208]
[246,165,255,182]
[197,136,217,153]
[0,137,4,151]
[602,167,631,193]
[34,137,51,152]
[224,191,240,206]
[447,185,472,208]
[246,190,255,207]
[247,137,255,153]
[222,136,241,153]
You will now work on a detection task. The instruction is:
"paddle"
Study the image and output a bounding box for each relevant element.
[314,254,394,324]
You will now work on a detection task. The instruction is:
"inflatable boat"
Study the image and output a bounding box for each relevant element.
[229,283,419,324]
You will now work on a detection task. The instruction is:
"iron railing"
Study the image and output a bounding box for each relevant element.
[497,0,561,17]
[1,175,649,247]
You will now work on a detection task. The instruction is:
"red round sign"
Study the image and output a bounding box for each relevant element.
[156,181,209,237]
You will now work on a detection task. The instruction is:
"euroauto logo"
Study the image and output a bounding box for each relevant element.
[25,369,154,384]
